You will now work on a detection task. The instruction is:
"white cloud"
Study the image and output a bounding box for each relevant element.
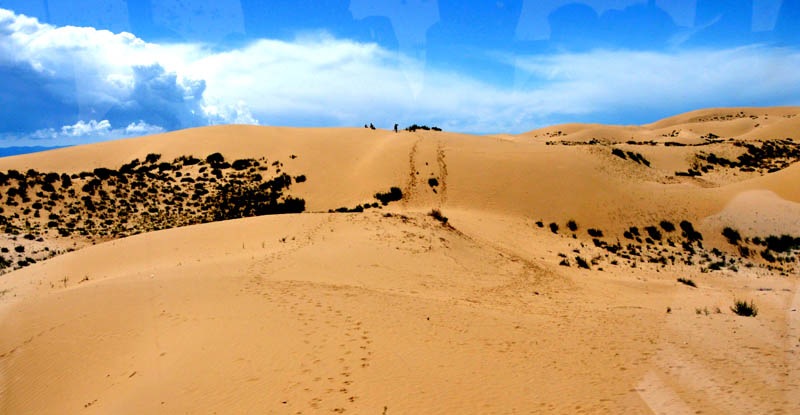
[510,46,800,122]
[122,120,167,136]
[0,6,799,145]
[185,37,800,132]
[60,119,111,137]
[23,119,164,145]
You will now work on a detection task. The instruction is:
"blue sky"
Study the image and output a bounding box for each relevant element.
[0,0,799,146]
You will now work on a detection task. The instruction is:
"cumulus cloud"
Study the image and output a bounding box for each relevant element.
[0,8,207,135]
[1,6,799,146]
[19,119,165,146]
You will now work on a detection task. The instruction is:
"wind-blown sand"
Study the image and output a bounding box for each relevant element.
[1,107,799,414]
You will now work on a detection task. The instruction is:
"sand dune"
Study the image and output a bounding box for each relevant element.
[521,106,800,144]
[1,107,799,414]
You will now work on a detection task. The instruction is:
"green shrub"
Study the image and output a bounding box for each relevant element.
[730,299,758,317]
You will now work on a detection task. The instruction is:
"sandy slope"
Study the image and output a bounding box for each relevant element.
[1,107,799,414]
[520,106,800,144]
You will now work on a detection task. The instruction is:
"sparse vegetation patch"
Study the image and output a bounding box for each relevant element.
[731,299,758,317]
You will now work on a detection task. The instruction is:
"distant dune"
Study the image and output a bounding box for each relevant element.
[1,107,799,414]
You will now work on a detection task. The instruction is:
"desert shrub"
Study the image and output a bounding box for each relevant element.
[59,173,72,188]
[730,299,758,317]
[645,226,662,240]
[82,179,102,194]
[722,227,741,245]
[206,153,225,165]
[428,178,439,187]
[209,173,304,221]
[629,226,640,236]
[659,221,675,232]
[145,153,161,164]
[575,256,590,269]
[44,172,60,183]
[626,151,651,166]
[549,223,559,234]
[431,126,442,131]
[611,148,627,159]
[120,159,140,173]
[623,231,633,239]
[232,159,254,171]
[535,221,543,228]
[295,175,306,183]
[677,277,696,287]
[177,155,201,165]
[14,245,24,253]
[0,255,10,269]
[374,187,403,205]
[428,209,448,225]
[566,220,578,232]
[587,228,603,237]
[93,168,116,180]
[760,249,776,262]
[764,235,800,253]
[738,245,751,257]
[680,221,702,242]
